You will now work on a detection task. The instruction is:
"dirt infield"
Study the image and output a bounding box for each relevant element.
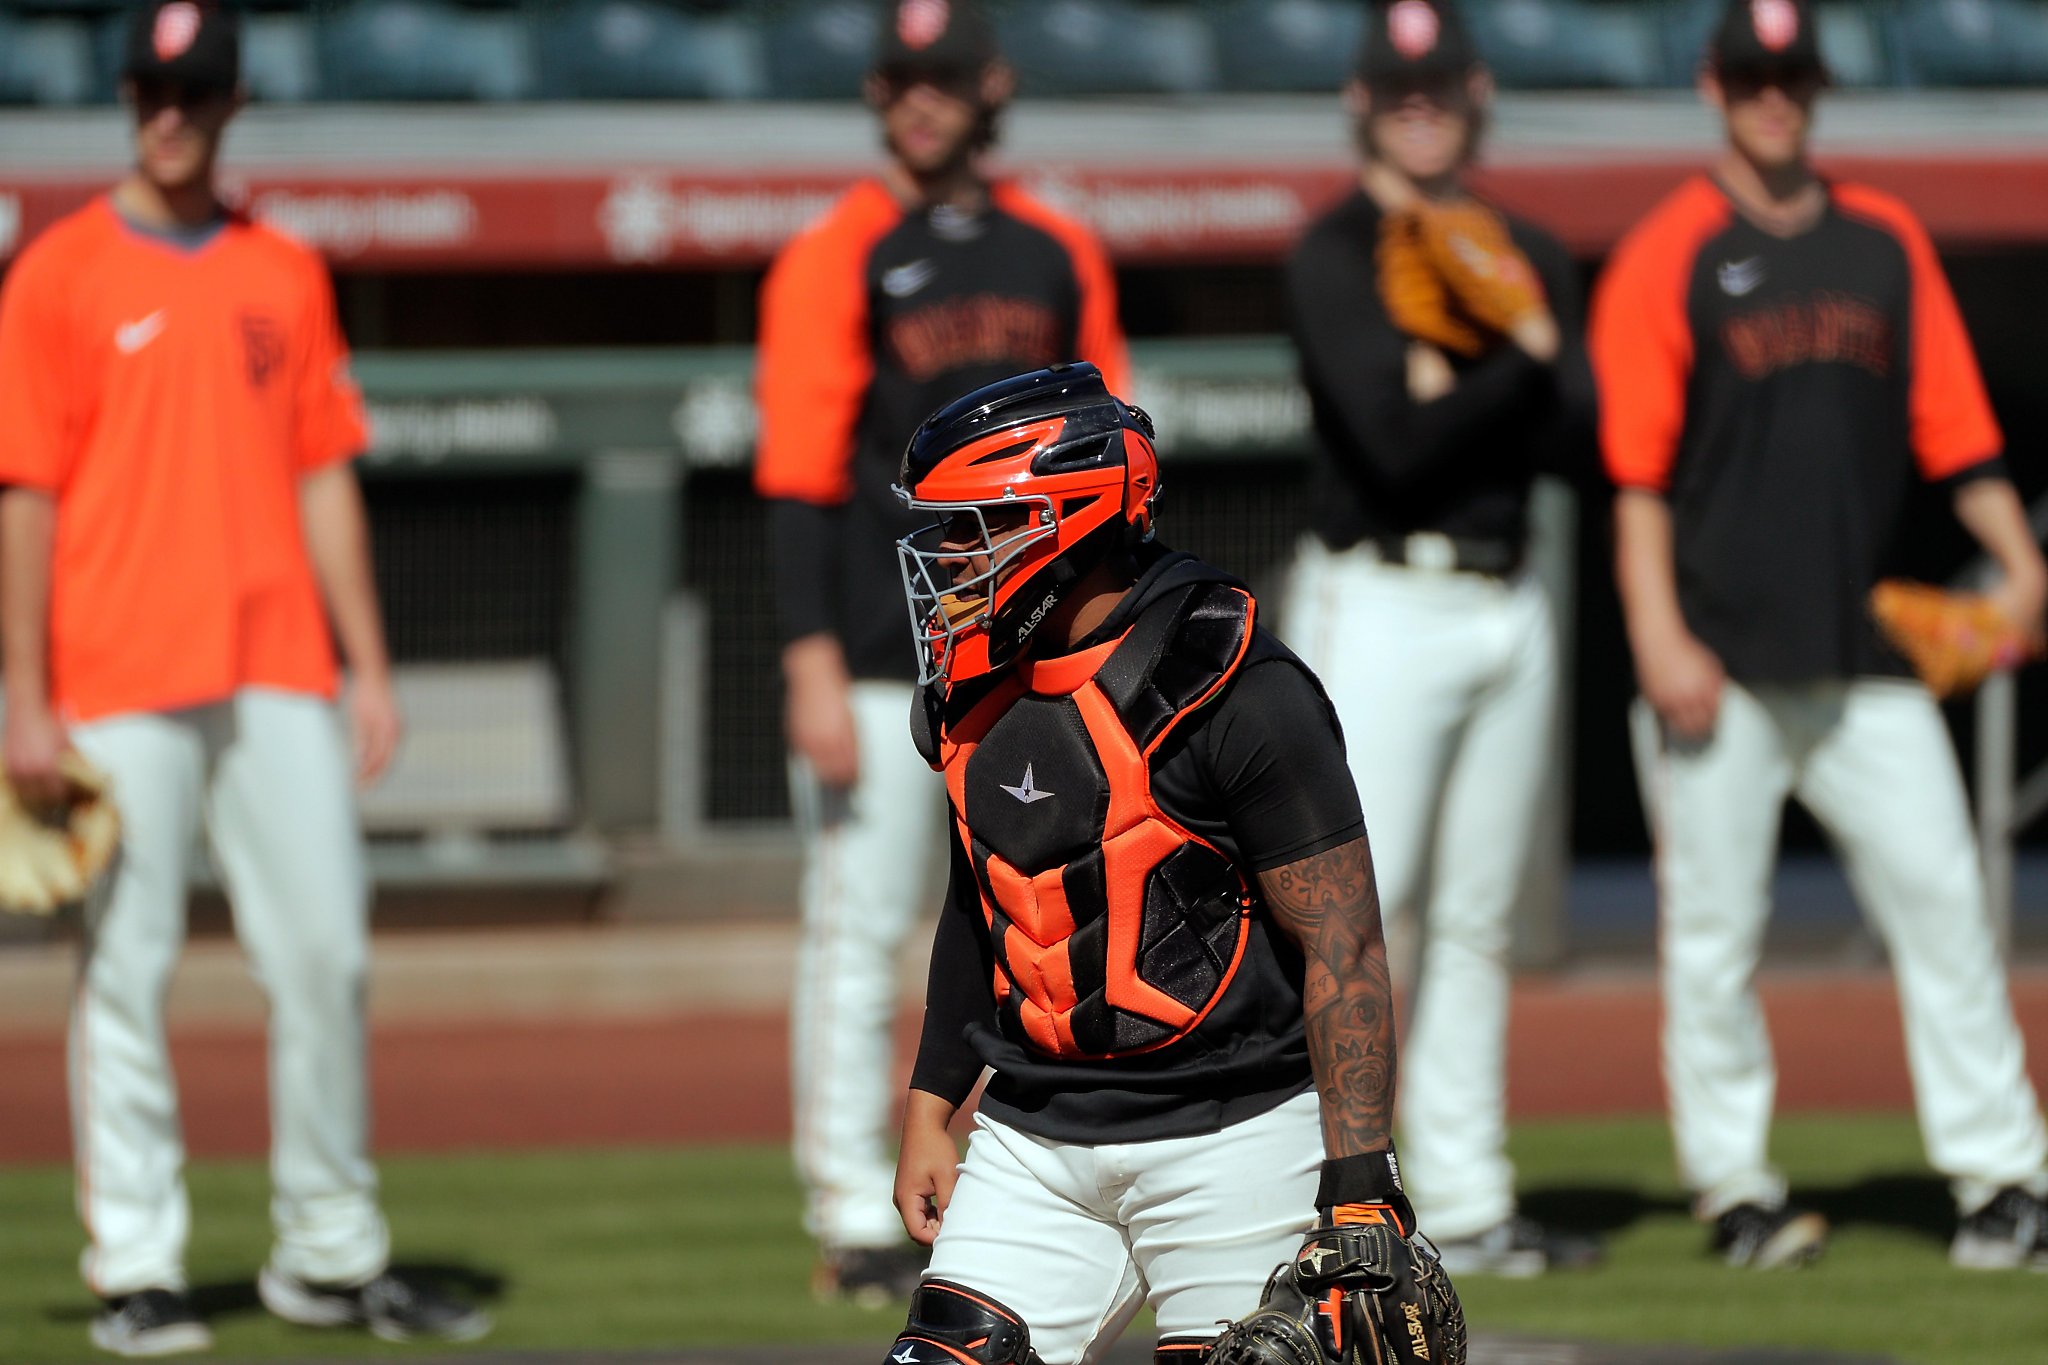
[2,968,2044,1165]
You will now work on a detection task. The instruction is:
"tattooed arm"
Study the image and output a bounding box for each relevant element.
[1257,835,1397,1158]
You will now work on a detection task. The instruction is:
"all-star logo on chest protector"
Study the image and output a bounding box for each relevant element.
[932,582,1260,1060]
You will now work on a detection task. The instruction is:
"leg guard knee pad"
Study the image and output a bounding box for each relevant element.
[885,1279,1039,1364]
[1156,1336,1213,1363]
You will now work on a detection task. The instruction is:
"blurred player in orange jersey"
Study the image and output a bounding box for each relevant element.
[753,0,1127,1305]
[1594,0,2048,1271]
[0,2,488,1353]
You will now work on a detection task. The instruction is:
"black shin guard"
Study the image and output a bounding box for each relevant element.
[1156,1336,1213,1363]
[884,1279,1039,1364]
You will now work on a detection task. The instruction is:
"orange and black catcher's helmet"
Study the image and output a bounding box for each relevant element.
[894,363,1161,686]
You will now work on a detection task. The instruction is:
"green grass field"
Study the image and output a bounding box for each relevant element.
[2,1114,2043,1364]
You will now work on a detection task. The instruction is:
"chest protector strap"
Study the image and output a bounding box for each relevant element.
[932,582,1259,1061]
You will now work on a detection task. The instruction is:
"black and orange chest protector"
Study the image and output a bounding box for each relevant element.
[929,581,1259,1061]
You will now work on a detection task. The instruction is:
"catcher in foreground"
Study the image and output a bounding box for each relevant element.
[880,364,1462,1364]
[0,750,119,915]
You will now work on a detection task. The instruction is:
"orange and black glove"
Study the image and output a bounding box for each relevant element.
[1210,1150,1466,1364]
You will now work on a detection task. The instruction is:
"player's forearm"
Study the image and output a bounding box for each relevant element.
[299,465,393,681]
[0,488,57,710]
[1954,477,2048,593]
[1258,837,1397,1158]
[1614,489,1691,651]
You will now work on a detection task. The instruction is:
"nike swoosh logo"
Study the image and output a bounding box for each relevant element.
[882,260,937,298]
[1717,258,1765,297]
[115,310,167,354]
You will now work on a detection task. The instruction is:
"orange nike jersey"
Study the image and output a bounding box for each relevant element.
[0,197,366,721]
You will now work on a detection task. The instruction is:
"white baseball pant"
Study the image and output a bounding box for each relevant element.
[925,1089,1323,1364]
[1631,678,2048,1218]
[787,679,948,1250]
[1281,539,1558,1240]
[67,687,388,1297]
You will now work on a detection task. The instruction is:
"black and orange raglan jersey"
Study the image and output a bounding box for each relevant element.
[1591,175,2005,685]
[753,179,1129,682]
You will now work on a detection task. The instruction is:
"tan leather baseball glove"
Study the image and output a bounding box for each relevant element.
[0,751,120,915]
[1870,578,2043,700]
[1376,210,1487,358]
[1412,200,1548,337]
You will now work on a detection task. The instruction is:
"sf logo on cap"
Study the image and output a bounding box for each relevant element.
[153,1,203,61]
[1388,0,1442,59]
[1751,0,1801,51]
[897,0,950,51]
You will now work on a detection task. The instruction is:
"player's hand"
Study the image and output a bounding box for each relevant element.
[894,1092,962,1247]
[1405,343,1456,403]
[3,700,72,809]
[1637,626,1725,743]
[1988,567,2048,655]
[783,636,860,788]
[1506,308,1562,364]
[347,672,404,787]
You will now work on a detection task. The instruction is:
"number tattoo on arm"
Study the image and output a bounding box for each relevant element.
[1257,836,1397,1157]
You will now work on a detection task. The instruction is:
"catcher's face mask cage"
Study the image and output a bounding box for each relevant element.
[893,363,1160,687]
[896,494,1058,687]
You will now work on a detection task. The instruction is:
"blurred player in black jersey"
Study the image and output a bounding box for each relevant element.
[1279,0,1600,1277]
[1594,0,2048,1271]
[752,0,1127,1304]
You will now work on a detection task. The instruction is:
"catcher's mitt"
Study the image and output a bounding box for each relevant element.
[1412,200,1546,339]
[1376,211,1487,359]
[0,752,120,915]
[1209,1223,1467,1365]
[1870,578,2043,700]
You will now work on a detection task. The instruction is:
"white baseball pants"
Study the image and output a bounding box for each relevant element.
[787,679,948,1250]
[925,1090,1322,1363]
[1631,678,2048,1218]
[67,687,388,1298]
[1281,540,1558,1240]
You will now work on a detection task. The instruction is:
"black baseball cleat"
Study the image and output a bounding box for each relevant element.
[1711,1201,1829,1269]
[258,1266,493,1343]
[1950,1186,2048,1270]
[89,1288,213,1357]
[811,1244,928,1309]
[1430,1216,1603,1278]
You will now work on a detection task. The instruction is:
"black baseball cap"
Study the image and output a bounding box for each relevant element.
[122,0,240,90]
[1355,0,1480,87]
[1711,0,1827,79]
[872,0,1001,77]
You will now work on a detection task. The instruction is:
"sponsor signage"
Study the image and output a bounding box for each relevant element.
[6,156,2045,268]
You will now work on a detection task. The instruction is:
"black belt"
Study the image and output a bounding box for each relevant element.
[1367,533,1522,577]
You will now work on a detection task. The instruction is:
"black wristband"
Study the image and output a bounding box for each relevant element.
[1316,1148,1410,1216]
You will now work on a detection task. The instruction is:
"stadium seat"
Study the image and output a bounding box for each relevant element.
[242,11,320,103]
[316,0,534,101]
[1661,0,1893,87]
[760,0,879,99]
[999,0,1216,95]
[1463,0,1664,89]
[1895,0,2048,85]
[1208,0,1366,94]
[536,1,764,100]
[0,13,94,103]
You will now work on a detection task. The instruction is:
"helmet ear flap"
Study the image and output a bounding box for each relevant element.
[1121,428,1161,539]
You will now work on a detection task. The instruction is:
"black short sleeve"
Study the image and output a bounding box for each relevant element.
[1197,658,1365,871]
